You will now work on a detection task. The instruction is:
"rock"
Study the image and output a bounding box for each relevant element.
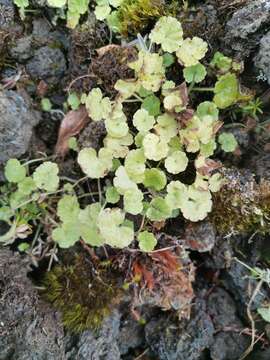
[117,317,144,355]
[0,90,40,164]
[0,249,65,360]
[225,0,270,58]
[0,0,14,30]
[255,30,270,85]
[65,311,121,360]
[204,235,233,270]
[250,153,270,180]
[223,260,267,310]
[184,221,216,252]
[26,46,67,83]
[9,36,34,62]
[145,298,215,360]
[211,332,249,360]
[32,18,70,50]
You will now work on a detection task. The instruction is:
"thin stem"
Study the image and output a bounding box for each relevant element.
[23,156,54,167]
[192,87,215,92]
[188,80,195,94]
[98,179,102,203]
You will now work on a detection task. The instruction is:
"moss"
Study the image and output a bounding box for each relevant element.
[116,0,178,36]
[210,168,270,235]
[42,254,123,333]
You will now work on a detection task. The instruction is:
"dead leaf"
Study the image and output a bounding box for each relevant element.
[96,44,121,57]
[37,80,48,97]
[55,106,89,157]
[197,159,222,176]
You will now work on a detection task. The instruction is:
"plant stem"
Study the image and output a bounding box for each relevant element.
[192,87,215,92]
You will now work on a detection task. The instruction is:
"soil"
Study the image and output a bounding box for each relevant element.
[1,0,270,359]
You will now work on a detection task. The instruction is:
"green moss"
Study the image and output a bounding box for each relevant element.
[210,168,270,235]
[116,0,178,36]
[42,254,122,332]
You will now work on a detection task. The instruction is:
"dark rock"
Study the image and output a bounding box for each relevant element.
[32,18,70,50]
[0,90,40,164]
[223,260,267,310]
[211,332,249,360]
[0,249,65,360]
[255,30,270,85]
[225,0,270,58]
[9,36,34,62]
[207,288,249,360]
[184,221,216,252]
[229,127,250,150]
[204,235,233,270]
[26,46,67,83]
[145,298,215,360]
[117,317,144,355]
[65,311,121,360]
[0,0,14,30]
[250,153,270,180]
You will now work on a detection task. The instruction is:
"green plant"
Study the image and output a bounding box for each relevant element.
[1,16,251,252]
[13,0,90,28]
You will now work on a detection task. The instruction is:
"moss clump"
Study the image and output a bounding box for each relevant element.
[210,168,270,235]
[42,254,122,332]
[116,0,177,36]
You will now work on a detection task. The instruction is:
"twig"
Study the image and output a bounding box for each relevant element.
[238,278,264,360]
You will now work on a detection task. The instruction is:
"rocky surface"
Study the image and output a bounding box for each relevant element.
[0,249,65,360]
[26,46,67,84]
[225,0,270,58]
[0,0,14,30]
[255,30,270,84]
[0,90,40,164]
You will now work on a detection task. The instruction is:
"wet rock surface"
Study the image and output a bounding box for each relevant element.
[0,90,40,164]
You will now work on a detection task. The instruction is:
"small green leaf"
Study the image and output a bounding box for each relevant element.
[5,159,26,183]
[218,132,238,152]
[176,37,208,67]
[210,52,232,73]
[105,186,120,204]
[33,162,59,192]
[18,242,30,252]
[68,137,79,151]
[78,147,113,178]
[163,53,175,68]
[123,188,144,215]
[143,168,167,191]
[213,73,239,109]
[142,95,161,116]
[57,195,80,223]
[183,63,207,83]
[146,197,171,221]
[41,98,52,112]
[149,16,183,53]
[52,222,80,248]
[133,109,155,133]
[197,101,219,121]
[68,93,80,110]
[18,177,37,195]
[138,231,157,252]
[165,151,188,174]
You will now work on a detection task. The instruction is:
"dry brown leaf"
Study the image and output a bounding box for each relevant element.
[55,105,89,157]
